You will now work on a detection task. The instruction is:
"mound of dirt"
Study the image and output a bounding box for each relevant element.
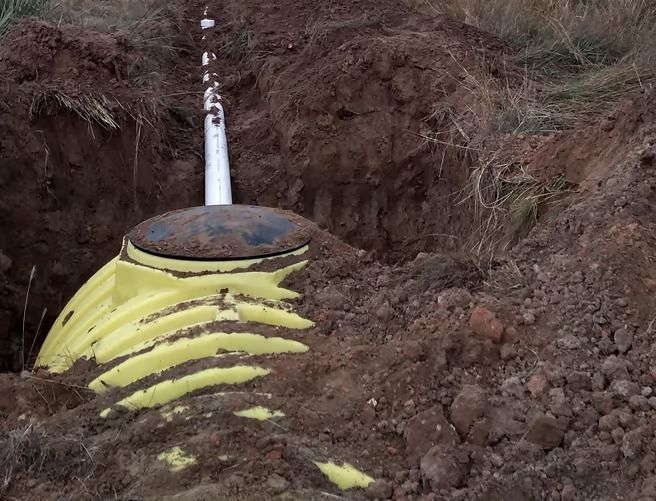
[208,0,522,258]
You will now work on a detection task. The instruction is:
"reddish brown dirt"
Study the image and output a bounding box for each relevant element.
[201,0,527,261]
[2,0,656,500]
[0,21,204,371]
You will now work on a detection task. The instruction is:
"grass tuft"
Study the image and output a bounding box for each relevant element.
[1,424,96,493]
[30,89,120,130]
[543,62,656,120]
[461,161,575,256]
[220,26,257,60]
[0,0,48,40]
[407,0,656,130]
[1,424,49,493]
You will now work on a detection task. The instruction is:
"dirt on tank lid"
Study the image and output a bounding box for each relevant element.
[128,205,312,260]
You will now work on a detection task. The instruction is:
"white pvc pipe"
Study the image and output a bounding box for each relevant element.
[201,12,232,206]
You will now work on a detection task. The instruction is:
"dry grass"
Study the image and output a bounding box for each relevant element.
[407,0,656,130]
[219,26,257,60]
[2,0,184,87]
[410,0,655,60]
[406,0,654,257]
[460,159,575,256]
[30,89,120,131]
[1,424,49,492]
[46,0,184,86]
[0,424,95,494]
[46,0,175,41]
[0,0,47,40]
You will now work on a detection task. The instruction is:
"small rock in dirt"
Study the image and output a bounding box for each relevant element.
[592,392,614,414]
[488,406,525,441]
[467,418,490,446]
[394,471,408,483]
[601,444,620,461]
[527,374,549,397]
[611,427,624,444]
[545,364,566,387]
[549,388,573,417]
[502,376,524,399]
[558,335,582,350]
[469,307,503,343]
[365,479,393,500]
[500,343,515,360]
[592,372,606,391]
[566,371,591,391]
[642,475,656,497]
[77,225,93,244]
[615,297,629,307]
[640,147,655,165]
[0,251,11,274]
[599,414,619,432]
[614,328,633,353]
[266,474,289,494]
[404,406,459,461]
[437,288,472,310]
[489,453,504,468]
[602,356,629,381]
[615,409,633,427]
[504,326,520,343]
[317,289,345,310]
[450,385,488,437]
[648,397,656,410]
[623,428,644,459]
[522,311,536,325]
[561,484,577,501]
[420,445,468,490]
[598,335,614,354]
[642,386,653,397]
[526,414,568,449]
[611,379,640,399]
[629,395,649,411]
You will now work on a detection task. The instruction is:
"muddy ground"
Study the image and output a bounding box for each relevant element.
[1,0,656,499]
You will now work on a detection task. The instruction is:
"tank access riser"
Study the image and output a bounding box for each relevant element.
[34,204,374,494]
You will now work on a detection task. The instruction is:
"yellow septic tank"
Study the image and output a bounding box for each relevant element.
[34,204,374,492]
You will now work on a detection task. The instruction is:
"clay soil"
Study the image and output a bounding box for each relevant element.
[2,0,656,500]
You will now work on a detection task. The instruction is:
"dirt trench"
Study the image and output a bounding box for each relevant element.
[0,20,204,370]
[0,1,517,370]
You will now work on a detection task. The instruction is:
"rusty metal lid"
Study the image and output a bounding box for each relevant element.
[128,205,312,260]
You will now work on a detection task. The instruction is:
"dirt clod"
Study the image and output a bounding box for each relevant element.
[365,479,393,500]
[614,328,633,353]
[420,445,468,491]
[450,385,488,438]
[266,473,290,494]
[526,415,568,449]
[0,252,11,274]
[527,374,549,397]
[468,307,504,343]
[404,406,459,462]
[602,356,629,381]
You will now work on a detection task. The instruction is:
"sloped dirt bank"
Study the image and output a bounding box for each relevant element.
[211,0,523,258]
[0,21,204,370]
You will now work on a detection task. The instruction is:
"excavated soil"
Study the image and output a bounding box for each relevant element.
[2,0,656,500]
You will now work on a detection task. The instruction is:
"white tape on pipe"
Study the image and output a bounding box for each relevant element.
[201,12,232,206]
